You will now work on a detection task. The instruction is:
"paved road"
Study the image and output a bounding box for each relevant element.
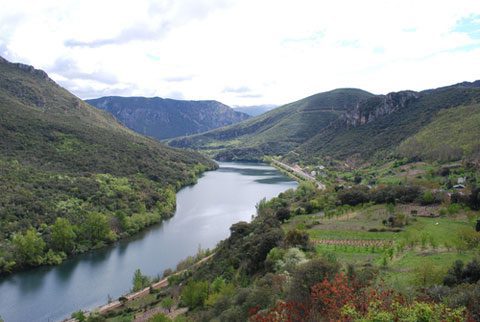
[270,160,325,190]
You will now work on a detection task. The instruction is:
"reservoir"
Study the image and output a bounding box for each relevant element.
[0,162,297,322]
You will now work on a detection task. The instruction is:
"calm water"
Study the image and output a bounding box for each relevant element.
[0,162,297,322]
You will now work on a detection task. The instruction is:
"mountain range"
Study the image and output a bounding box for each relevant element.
[169,82,480,164]
[86,96,250,140]
[168,88,374,160]
[232,104,277,116]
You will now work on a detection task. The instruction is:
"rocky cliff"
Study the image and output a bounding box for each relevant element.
[342,91,420,127]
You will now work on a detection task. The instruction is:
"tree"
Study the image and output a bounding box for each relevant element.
[444,259,480,286]
[51,218,76,253]
[311,273,355,319]
[468,186,480,210]
[275,207,291,222]
[80,212,110,243]
[132,268,150,292]
[71,310,86,322]
[286,258,339,303]
[181,280,209,309]
[11,228,46,266]
[284,229,310,250]
[338,186,370,206]
[161,297,174,313]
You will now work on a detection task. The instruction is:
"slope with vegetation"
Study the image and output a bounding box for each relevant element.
[168,89,374,160]
[86,96,250,140]
[292,82,480,164]
[64,78,480,321]
[0,57,216,274]
[169,81,480,166]
[398,104,480,162]
[85,161,480,321]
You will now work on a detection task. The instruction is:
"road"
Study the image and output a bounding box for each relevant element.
[270,159,326,190]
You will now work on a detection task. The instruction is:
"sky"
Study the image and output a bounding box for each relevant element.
[1,0,480,106]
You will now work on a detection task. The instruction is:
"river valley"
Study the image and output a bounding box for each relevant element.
[0,162,297,322]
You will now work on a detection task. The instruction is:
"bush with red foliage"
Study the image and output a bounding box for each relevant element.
[250,272,467,321]
[310,272,355,319]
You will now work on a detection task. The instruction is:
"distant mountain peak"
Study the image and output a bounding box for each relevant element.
[87,96,250,140]
[233,104,277,116]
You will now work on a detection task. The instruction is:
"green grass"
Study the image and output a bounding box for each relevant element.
[302,203,478,289]
[401,217,472,246]
[315,244,383,264]
[399,104,480,161]
[309,229,398,240]
[384,251,477,289]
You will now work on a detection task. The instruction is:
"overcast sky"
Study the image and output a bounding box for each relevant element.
[1,0,480,106]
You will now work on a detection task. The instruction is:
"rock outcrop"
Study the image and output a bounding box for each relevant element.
[342,91,420,127]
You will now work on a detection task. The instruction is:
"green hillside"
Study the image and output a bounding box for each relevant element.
[168,88,374,160]
[398,104,480,161]
[292,83,480,164]
[0,57,216,274]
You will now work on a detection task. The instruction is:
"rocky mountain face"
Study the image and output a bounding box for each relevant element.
[338,80,480,129]
[342,91,420,127]
[292,80,480,163]
[86,96,250,140]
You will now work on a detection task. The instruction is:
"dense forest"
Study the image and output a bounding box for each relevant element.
[0,57,216,274]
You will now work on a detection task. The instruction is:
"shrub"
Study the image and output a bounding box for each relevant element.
[338,186,370,206]
[286,258,339,303]
[71,311,86,322]
[132,268,150,292]
[421,191,435,205]
[444,259,480,286]
[275,207,291,222]
[161,297,174,313]
[455,228,480,251]
[284,229,310,250]
[181,280,209,309]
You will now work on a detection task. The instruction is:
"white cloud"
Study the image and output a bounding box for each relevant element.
[1,0,480,105]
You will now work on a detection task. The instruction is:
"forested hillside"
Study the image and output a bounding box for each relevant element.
[169,81,480,166]
[293,82,480,164]
[0,57,216,274]
[169,89,374,160]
